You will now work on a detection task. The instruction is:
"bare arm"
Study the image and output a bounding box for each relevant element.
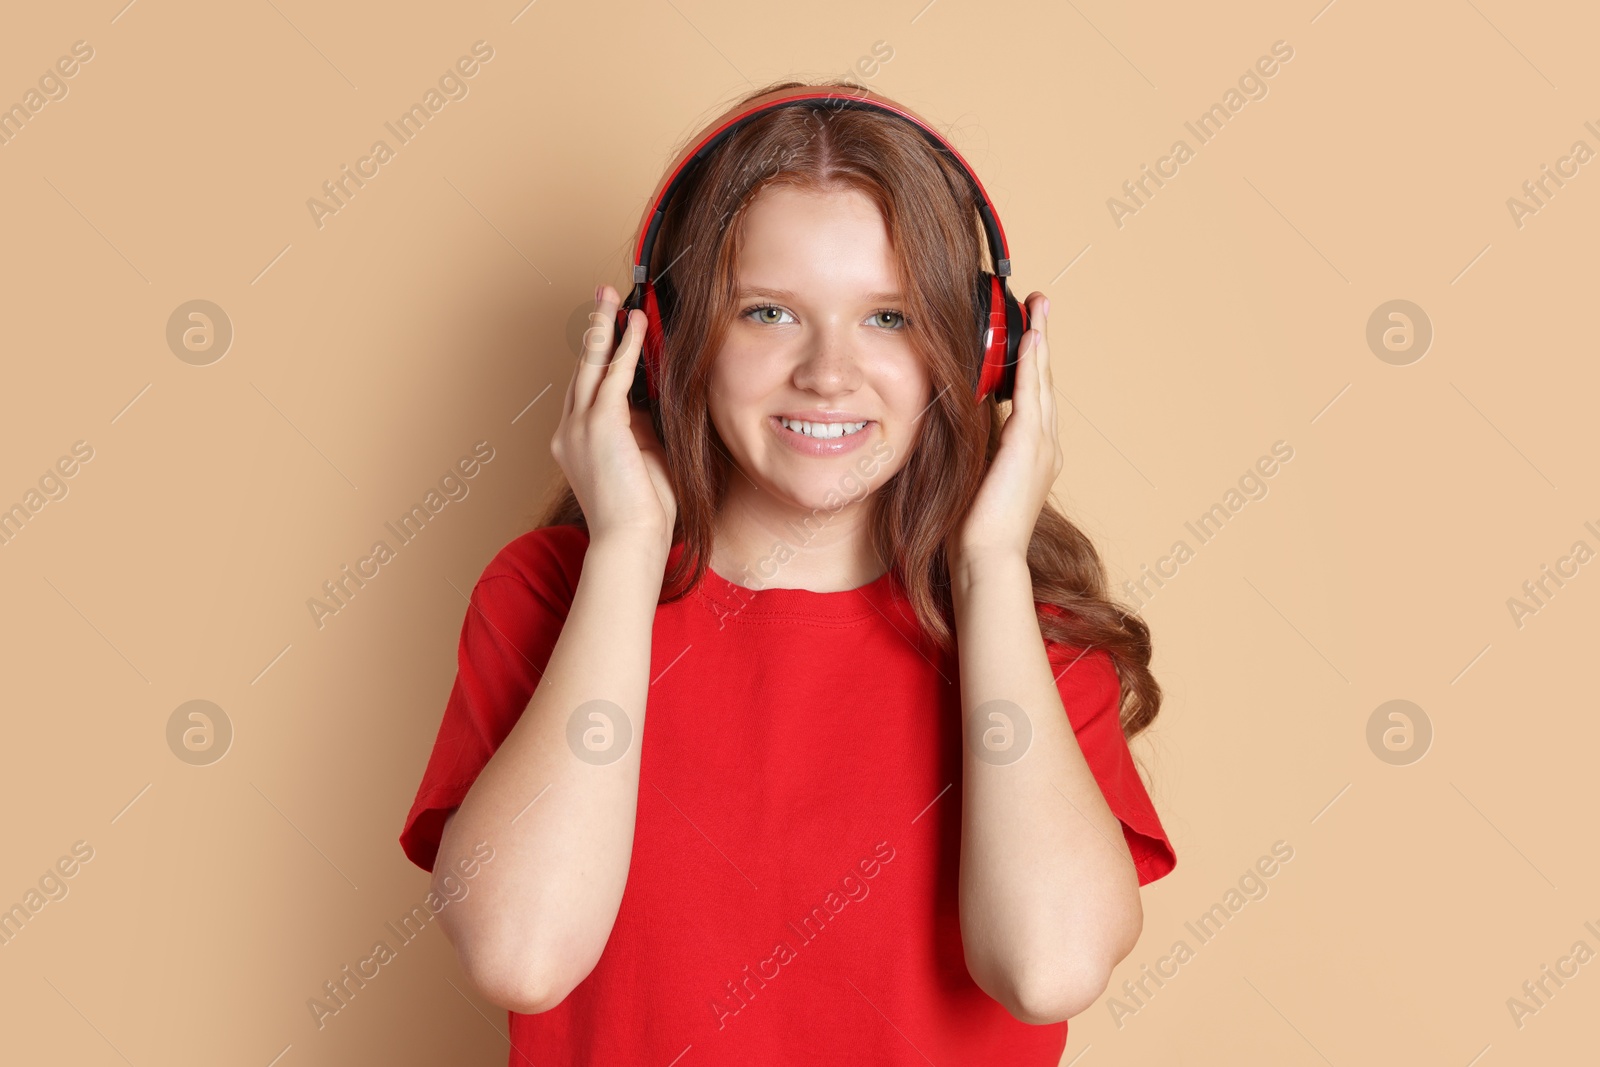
[952,550,1142,1024]
[434,535,664,1012]
[949,292,1142,1023]
[433,286,675,1013]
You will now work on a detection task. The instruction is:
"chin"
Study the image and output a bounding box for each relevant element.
[767,476,868,516]
[723,421,901,515]
[816,488,875,516]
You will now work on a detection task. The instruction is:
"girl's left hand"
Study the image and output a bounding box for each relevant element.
[948,292,1061,571]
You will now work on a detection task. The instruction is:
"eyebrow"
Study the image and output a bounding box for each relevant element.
[736,286,905,302]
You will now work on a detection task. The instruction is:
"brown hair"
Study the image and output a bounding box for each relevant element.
[536,79,1161,740]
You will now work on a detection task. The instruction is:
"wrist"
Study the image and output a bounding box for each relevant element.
[587,530,671,576]
[949,545,1030,597]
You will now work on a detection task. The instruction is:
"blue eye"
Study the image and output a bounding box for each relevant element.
[741,304,910,329]
[745,304,795,325]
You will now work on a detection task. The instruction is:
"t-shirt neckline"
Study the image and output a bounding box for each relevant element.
[679,542,905,621]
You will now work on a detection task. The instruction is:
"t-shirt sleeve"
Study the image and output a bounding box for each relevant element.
[398,534,580,872]
[1046,641,1177,887]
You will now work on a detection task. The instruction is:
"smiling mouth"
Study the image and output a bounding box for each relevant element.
[777,416,872,439]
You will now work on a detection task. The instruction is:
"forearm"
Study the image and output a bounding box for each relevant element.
[436,534,664,1012]
[952,549,1143,1023]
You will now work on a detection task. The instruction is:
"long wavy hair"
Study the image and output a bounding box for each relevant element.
[536,79,1161,740]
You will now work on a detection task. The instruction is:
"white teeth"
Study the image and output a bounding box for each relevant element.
[780,417,868,438]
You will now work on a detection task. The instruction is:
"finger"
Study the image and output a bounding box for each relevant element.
[564,283,608,420]
[572,284,621,414]
[1021,330,1056,469]
[1029,294,1056,433]
[1032,329,1052,425]
[598,308,647,406]
[1034,294,1051,354]
[1011,294,1047,411]
[1008,324,1040,428]
[1033,331,1050,425]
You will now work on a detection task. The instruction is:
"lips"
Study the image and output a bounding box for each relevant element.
[769,415,874,457]
[775,410,874,423]
[778,416,869,439]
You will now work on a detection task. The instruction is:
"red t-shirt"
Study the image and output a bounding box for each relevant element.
[400,524,1176,1065]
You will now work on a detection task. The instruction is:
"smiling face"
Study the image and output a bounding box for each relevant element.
[706,183,932,522]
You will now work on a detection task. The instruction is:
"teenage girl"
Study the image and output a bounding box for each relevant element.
[401,80,1175,1066]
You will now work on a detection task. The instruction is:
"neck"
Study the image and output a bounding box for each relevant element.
[709,482,886,593]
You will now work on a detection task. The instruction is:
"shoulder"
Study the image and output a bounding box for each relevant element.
[1035,602,1122,724]
[1048,643,1121,704]
[469,524,592,619]
[1034,602,1119,685]
[479,523,590,586]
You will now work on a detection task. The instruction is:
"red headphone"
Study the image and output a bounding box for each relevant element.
[617,85,1029,409]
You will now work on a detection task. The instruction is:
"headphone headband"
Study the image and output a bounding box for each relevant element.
[629,86,1012,284]
[620,83,1029,409]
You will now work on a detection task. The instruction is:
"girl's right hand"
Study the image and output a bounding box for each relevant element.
[551,285,678,559]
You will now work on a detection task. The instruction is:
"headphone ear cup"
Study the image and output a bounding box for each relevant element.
[623,282,666,409]
[998,281,1027,403]
[974,272,1011,402]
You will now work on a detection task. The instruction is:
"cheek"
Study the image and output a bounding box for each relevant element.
[706,342,774,446]
[708,333,769,402]
[872,424,920,482]
[877,354,932,446]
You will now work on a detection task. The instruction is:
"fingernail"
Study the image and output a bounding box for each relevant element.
[595,284,604,305]
[1042,297,1051,317]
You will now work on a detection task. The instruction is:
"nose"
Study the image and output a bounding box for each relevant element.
[790,318,865,397]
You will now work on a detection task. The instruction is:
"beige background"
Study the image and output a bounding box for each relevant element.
[2,0,1595,1063]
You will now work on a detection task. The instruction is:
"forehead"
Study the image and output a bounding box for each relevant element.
[735,184,899,290]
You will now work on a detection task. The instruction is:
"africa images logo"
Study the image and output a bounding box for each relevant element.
[305,41,495,230]
[305,441,495,630]
[709,841,896,1031]
[306,841,494,1029]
